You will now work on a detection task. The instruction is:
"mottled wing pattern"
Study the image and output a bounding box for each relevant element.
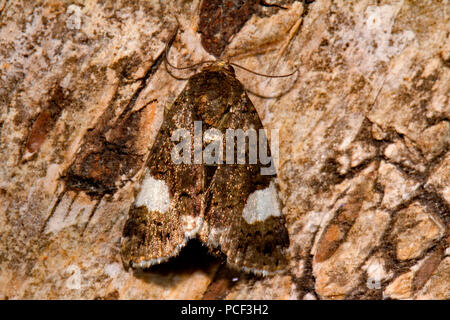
[122,64,289,275]
[198,83,289,275]
[121,88,204,269]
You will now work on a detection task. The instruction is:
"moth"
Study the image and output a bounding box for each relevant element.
[121,61,290,275]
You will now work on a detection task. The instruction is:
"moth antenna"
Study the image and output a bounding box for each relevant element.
[245,87,294,100]
[259,0,287,10]
[229,62,298,78]
[164,17,297,84]
[164,47,215,79]
[164,20,215,77]
[232,64,299,99]
[165,58,217,71]
[227,61,298,98]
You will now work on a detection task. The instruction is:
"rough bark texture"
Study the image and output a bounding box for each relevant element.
[0,0,449,299]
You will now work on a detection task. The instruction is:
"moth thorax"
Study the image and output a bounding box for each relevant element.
[197,94,229,126]
[204,60,235,75]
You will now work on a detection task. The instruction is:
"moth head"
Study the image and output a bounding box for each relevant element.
[202,60,236,76]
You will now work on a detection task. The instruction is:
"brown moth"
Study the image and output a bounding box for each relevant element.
[120,62,289,275]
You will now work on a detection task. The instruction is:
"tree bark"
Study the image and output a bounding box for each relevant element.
[0,0,448,299]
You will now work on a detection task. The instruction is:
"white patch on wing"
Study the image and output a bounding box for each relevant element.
[181,216,203,239]
[135,173,170,213]
[242,180,281,224]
